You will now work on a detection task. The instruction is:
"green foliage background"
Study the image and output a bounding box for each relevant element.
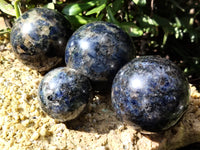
[0,0,200,88]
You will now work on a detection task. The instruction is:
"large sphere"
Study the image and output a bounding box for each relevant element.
[65,21,135,84]
[38,67,92,122]
[111,56,190,132]
[10,8,72,72]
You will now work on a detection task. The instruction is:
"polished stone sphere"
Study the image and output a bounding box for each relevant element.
[10,8,72,72]
[38,67,92,122]
[65,21,135,84]
[111,56,190,132]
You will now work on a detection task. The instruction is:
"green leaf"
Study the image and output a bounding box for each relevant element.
[137,15,159,36]
[121,23,143,37]
[132,0,146,6]
[175,17,181,28]
[188,30,199,43]
[0,28,11,34]
[44,2,55,9]
[162,32,168,45]
[142,15,158,26]
[65,15,98,29]
[153,15,173,30]
[0,0,15,16]
[169,0,185,12]
[98,0,107,5]
[56,1,64,5]
[106,6,119,25]
[62,1,96,16]
[111,0,124,15]
[86,3,106,16]
[97,13,104,21]
[74,15,96,24]
[13,0,21,18]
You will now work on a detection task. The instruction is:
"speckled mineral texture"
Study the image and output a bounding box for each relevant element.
[38,67,92,122]
[1,47,200,150]
[65,21,135,84]
[112,56,190,132]
[10,8,72,72]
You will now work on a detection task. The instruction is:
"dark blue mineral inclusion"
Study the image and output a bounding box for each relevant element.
[29,30,40,41]
[10,7,72,72]
[22,13,29,19]
[65,21,135,83]
[36,19,50,27]
[38,67,92,122]
[111,56,190,132]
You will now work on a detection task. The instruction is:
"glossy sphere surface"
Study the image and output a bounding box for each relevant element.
[10,8,72,72]
[111,56,190,132]
[38,67,92,122]
[65,21,134,83]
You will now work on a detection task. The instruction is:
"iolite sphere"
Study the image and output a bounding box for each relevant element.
[38,67,92,122]
[111,56,190,132]
[65,21,135,84]
[10,8,72,72]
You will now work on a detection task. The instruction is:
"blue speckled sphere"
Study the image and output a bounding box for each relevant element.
[111,56,190,132]
[65,21,135,84]
[10,8,72,72]
[38,67,92,122]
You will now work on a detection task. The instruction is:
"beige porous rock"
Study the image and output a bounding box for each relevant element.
[0,47,200,150]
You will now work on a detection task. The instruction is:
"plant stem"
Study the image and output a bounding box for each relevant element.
[14,0,21,19]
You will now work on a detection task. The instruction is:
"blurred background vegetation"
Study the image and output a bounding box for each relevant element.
[0,0,200,90]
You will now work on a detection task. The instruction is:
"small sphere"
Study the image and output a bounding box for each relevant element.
[65,21,135,84]
[10,8,72,72]
[111,56,190,132]
[38,67,92,122]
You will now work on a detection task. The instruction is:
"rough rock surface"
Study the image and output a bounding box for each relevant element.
[0,46,200,150]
